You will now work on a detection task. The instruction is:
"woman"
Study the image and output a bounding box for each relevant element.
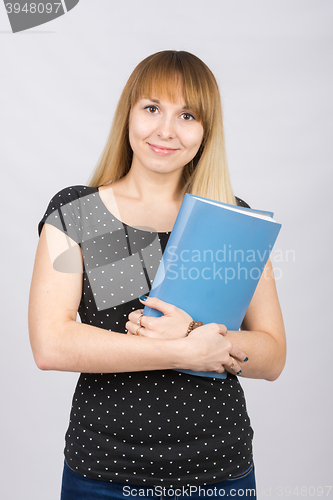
[29,50,286,499]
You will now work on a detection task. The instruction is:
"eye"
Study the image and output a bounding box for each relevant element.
[144,105,159,114]
[180,112,195,121]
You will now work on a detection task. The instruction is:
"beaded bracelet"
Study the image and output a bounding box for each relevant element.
[186,320,203,336]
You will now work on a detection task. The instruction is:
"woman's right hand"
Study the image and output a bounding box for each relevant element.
[182,323,247,375]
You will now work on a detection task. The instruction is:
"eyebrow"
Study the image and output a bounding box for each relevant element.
[144,97,188,110]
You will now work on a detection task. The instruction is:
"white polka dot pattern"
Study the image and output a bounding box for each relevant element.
[38,186,254,487]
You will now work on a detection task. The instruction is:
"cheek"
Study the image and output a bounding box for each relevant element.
[185,128,204,152]
[129,114,152,144]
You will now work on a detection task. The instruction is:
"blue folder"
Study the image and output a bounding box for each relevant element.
[144,194,282,378]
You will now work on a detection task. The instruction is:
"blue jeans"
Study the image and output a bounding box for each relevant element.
[60,461,256,499]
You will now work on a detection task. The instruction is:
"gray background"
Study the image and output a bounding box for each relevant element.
[1,1,332,498]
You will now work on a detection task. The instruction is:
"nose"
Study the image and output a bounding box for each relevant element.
[155,115,176,140]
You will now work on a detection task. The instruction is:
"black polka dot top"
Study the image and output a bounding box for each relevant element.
[38,185,253,488]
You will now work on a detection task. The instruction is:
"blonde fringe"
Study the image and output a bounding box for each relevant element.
[88,51,236,206]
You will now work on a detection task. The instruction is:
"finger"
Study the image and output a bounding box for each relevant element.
[135,315,162,331]
[135,313,145,327]
[125,321,142,336]
[125,320,135,335]
[128,312,146,330]
[135,326,146,336]
[128,309,144,322]
[226,356,242,375]
[209,323,227,336]
[229,344,248,364]
[139,295,176,315]
[210,365,226,374]
[218,324,228,336]
[135,327,164,339]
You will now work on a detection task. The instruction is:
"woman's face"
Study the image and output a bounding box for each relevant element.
[128,96,204,177]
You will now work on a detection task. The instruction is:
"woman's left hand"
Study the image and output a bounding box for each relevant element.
[126,296,193,339]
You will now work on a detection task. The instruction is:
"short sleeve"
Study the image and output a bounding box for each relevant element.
[235,196,251,209]
[38,185,93,244]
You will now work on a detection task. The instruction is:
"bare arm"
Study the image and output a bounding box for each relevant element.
[126,260,286,381]
[223,259,286,381]
[28,225,245,374]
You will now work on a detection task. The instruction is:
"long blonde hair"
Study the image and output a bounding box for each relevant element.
[89,50,236,205]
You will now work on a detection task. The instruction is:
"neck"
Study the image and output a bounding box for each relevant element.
[119,166,184,204]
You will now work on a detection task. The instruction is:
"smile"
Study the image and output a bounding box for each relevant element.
[147,143,179,156]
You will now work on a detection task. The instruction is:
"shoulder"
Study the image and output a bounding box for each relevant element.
[38,185,98,236]
[44,185,98,209]
[235,196,251,209]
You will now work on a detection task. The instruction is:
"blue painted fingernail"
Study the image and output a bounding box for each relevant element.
[139,295,148,301]
[243,357,249,362]
[237,370,242,375]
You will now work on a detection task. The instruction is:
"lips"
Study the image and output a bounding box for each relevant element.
[148,143,179,155]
